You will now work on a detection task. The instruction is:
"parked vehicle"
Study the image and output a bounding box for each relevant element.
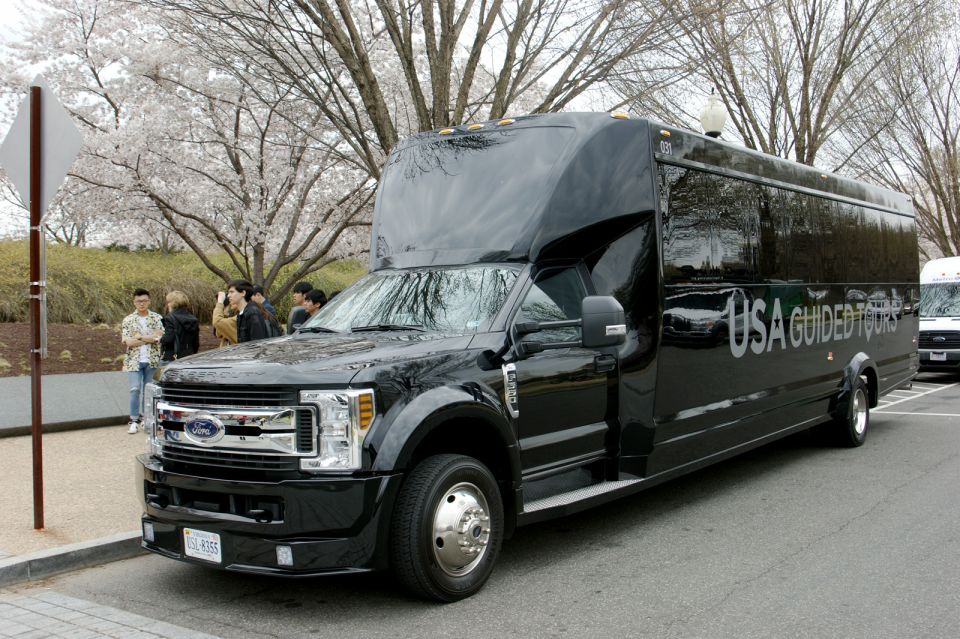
[919,256,960,371]
[137,113,919,601]
[662,288,751,345]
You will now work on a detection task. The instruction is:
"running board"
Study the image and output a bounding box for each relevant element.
[523,479,642,515]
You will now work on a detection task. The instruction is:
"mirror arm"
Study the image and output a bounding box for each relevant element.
[537,318,582,330]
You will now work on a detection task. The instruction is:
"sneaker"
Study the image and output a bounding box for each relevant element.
[127,421,139,434]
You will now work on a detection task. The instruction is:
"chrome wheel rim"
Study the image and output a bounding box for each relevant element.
[853,388,868,436]
[431,481,491,576]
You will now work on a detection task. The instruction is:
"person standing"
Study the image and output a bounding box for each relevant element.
[121,288,163,434]
[212,291,238,347]
[160,290,200,365]
[302,289,327,318]
[286,281,313,334]
[228,279,269,342]
[251,285,276,317]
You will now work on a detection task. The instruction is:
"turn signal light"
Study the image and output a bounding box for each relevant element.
[358,393,374,431]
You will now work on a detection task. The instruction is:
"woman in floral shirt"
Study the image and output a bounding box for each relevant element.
[121,288,164,433]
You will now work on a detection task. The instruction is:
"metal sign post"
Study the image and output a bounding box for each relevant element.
[29,86,44,530]
[0,76,83,531]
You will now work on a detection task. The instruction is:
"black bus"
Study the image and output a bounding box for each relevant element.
[137,113,919,601]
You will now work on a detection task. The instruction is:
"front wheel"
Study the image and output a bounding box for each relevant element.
[390,454,504,602]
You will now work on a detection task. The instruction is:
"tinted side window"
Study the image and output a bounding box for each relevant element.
[659,164,761,285]
[517,268,585,343]
[659,163,918,285]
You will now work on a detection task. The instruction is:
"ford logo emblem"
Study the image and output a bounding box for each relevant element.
[184,413,225,444]
[933,336,946,342]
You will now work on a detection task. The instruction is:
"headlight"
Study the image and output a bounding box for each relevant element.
[144,383,163,458]
[298,390,376,472]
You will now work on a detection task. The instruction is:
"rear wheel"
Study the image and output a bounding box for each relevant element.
[835,376,869,447]
[390,454,503,602]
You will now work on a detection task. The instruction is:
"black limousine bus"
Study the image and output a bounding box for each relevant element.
[138,113,919,601]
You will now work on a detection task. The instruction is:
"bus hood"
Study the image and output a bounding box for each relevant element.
[158,332,475,387]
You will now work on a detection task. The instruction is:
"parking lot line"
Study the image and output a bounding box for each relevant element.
[875,382,958,412]
[874,411,960,417]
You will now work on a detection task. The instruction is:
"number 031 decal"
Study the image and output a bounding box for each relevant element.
[659,140,672,155]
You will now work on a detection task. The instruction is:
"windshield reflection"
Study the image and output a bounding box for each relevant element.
[303,265,519,334]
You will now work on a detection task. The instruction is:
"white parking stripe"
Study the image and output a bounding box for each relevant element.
[874,382,958,412]
[874,411,960,417]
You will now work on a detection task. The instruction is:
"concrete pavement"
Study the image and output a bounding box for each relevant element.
[1,371,144,589]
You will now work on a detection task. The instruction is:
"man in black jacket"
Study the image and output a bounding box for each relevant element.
[160,290,200,363]
[227,279,269,342]
[286,281,313,334]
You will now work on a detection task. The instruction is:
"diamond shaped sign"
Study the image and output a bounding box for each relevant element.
[0,74,83,219]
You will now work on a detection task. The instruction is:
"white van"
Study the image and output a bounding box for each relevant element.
[919,256,960,371]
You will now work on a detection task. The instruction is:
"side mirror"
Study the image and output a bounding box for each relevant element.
[581,296,626,348]
[508,295,626,362]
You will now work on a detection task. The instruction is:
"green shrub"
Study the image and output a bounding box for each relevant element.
[0,241,366,324]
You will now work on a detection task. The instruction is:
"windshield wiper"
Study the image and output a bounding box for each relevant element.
[351,323,425,333]
[299,325,339,333]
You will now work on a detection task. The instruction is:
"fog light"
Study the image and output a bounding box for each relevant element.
[142,522,155,543]
[276,545,293,567]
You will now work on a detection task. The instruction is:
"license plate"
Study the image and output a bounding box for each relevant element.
[183,528,222,563]
[931,352,947,362]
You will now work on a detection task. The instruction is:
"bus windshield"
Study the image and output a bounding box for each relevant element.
[920,282,960,317]
[302,265,519,334]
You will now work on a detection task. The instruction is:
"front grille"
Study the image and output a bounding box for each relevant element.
[160,384,298,407]
[297,410,313,452]
[157,384,318,477]
[919,331,960,349]
[163,444,298,471]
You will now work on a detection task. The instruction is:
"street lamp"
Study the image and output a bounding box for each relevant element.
[700,93,728,138]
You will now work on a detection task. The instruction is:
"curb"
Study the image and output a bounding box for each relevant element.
[0,416,128,439]
[0,531,145,587]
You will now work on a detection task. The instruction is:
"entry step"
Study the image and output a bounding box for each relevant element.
[524,479,642,513]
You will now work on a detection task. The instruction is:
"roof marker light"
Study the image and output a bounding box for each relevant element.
[820,174,828,179]
[467,123,484,130]
[439,128,454,135]
[498,118,515,126]
[611,112,630,120]
[660,130,671,137]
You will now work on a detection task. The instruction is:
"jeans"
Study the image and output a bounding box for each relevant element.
[128,362,157,420]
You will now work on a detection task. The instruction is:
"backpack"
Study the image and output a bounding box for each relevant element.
[266,315,282,338]
[169,311,200,359]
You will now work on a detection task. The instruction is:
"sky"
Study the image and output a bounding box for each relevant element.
[0,0,26,44]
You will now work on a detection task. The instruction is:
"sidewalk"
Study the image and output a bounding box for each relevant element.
[0,372,145,587]
[0,371,130,437]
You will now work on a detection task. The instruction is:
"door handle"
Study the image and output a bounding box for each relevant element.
[594,354,617,373]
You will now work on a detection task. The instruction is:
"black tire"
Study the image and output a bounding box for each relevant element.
[390,454,503,602]
[834,376,870,447]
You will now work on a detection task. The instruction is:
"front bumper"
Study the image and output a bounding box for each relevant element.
[918,349,960,372]
[137,454,402,576]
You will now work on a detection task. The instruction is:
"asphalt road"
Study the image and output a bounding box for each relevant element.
[14,372,960,638]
